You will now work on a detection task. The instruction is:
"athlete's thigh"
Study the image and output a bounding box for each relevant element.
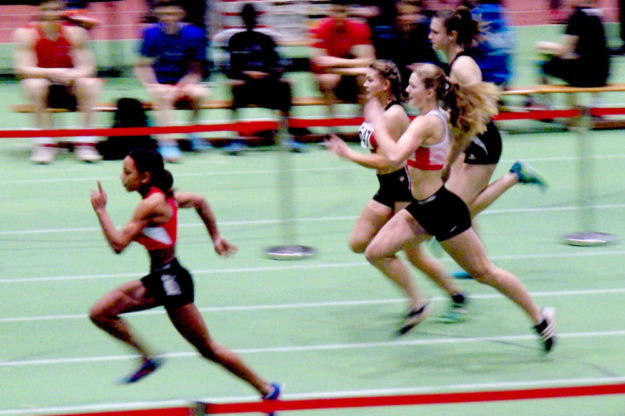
[447,163,497,204]
[92,280,158,315]
[350,199,394,247]
[367,209,427,257]
[439,228,493,276]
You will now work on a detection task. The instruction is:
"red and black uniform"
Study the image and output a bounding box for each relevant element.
[137,187,194,309]
[358,101,412,208]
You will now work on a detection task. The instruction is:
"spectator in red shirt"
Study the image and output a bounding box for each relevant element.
[13,0,102,164]
[309,4,375,112]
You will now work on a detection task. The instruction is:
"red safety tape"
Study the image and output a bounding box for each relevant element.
[51,406,193,416]
[202,382,625,414]
[0,108,619,139]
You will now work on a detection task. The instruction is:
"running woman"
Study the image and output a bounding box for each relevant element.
[365,63,556,352]
[428,7,547,218]
[89,148,281,402]
[326,60,468,333]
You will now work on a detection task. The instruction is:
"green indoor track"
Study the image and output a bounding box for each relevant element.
[2,24,625,416]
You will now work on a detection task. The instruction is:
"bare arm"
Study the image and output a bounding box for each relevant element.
[13,27,57,79]
[536,34,578,58]
[325,134,392,170]
[65,26,96,79]
[134,56,159,87]
[90,181,155,253]
[449,56,482,86]
[175,191,237,257]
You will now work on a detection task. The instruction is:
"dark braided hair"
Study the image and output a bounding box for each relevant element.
[369,60,405,102]
[436,7,481,49]
[128,148,174,197]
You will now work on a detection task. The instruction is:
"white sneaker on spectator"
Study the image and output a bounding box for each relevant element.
[75,143,102,162]
[30,144,57,164]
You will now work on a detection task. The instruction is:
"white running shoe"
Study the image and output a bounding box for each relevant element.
[534,307,557,353]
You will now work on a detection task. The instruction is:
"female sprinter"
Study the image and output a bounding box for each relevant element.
[428,7,547,217]
[326,60,468,334]
[89,148,281,402]
[365,63,556,352]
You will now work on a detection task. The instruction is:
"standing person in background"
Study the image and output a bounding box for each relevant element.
[326,60,469,333]
[89,147,282,406]
[364,63,556,353]
[136,0,210,163]
[309,3,376,117]
[13,0,102,164]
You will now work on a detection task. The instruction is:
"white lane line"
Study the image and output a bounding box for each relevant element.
[3,249,625,284]
[2,288,624,324]
[2,202,625,237]
[2,329,625,368]
[2,375,625,415]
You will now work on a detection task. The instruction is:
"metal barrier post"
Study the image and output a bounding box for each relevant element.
[265,117,315,259]
[563,105,617,246]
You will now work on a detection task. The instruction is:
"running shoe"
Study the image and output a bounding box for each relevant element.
[30,143,57,164]
[158,142,183,163]
[438,295,468,324]
[188,133,212,151]
[452,270,473,280]
[120,357,164,384]
[398,303,432,336]
[75,143,102,163]
[262,382,282,416]
[534,307,557,353]
[509,160,548,192]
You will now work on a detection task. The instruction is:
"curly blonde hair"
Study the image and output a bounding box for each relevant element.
[412,63,499,147]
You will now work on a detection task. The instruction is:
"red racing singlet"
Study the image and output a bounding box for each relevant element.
[135,187,178,251]
[32,23,74,69]
[406,108,450,171]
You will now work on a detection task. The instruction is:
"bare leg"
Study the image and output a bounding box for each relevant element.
[468,172,519,217]
[349,200,393,253]
[89,280,159,359]
[167,303,273,396]
[365,210,430,308]
[440,229,542,324]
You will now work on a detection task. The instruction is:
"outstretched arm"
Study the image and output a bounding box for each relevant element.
[175,192,238,257]
[90,181,152,253]
[325,134,392,170]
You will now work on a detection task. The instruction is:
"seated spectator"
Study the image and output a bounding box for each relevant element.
[225,3,292,130]
[13,0,102,164]
[469,0,515,87]
[309,3,375,110]
[135,0,210,163]
[391,0,442,89]
[535,0,609,89]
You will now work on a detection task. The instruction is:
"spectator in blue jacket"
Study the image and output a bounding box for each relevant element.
[135,0,209,163]
[469,0,515,87]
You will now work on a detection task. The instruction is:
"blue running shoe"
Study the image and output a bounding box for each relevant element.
[262,383,281,416]
[158,142,183,163]
[120,357,164,384]
[188,133,212,151]
[510,160,548,192]
[223,141,248,156]
[438,295,468,324]
[452,270,473,280]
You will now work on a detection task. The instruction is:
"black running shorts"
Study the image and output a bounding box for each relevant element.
[373,168,414,208]
[141,258,195,309]
[464,120,502,165]
[405,186,471,241]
